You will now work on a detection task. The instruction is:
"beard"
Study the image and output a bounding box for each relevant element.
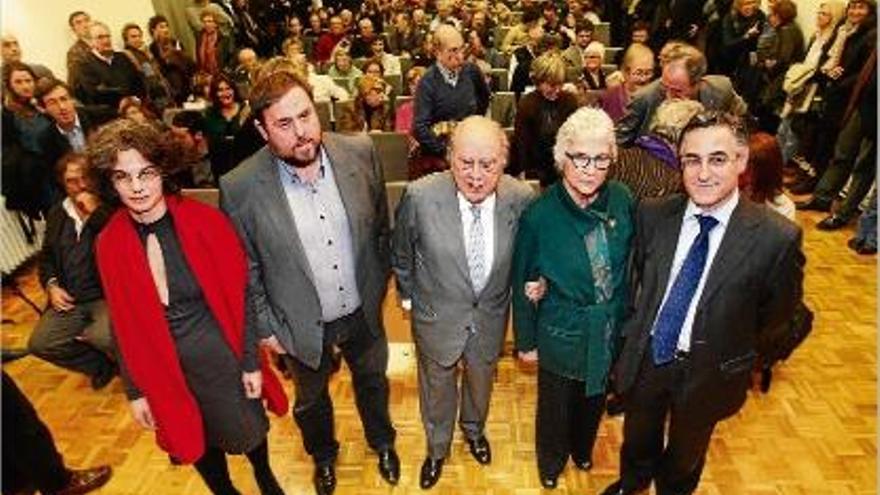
[274,138,320,168]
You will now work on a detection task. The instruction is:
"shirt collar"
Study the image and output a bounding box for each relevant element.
[91,49,113,64]
[61,197,86,236]
[275,146,331,185]
[684,188,739,227]
[457,191,496,214]
[437,63,460,87]
[56,114,83,137]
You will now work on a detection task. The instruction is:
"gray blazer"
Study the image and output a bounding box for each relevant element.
[615,75,748,146]
[220,133,391,370]
[392,172,534,367]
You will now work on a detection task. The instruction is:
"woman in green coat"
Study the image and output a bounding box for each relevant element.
[512,107,635,489]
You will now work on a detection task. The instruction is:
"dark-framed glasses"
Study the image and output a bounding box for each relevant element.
[565,152,613,171]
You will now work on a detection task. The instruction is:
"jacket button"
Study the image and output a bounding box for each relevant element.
[472,302,478,308]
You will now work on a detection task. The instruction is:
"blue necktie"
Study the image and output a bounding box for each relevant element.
[652,214,719,365]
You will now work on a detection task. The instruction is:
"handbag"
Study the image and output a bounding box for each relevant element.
[782,62,816,96]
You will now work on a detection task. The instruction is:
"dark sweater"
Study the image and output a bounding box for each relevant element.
[508,90,579,186]
[73,51,145,113]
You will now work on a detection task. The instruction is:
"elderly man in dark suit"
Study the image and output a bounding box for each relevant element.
[615,44,747,146]
[392,116,534,489]
[219,70,398,495]
[73,21,145,117]
[601,111,804,495]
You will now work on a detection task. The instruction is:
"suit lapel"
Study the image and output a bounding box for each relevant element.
[651,198,688,310]
[322,134,365,261]
[697,200,761,307]
[435,174,472,290]
[484,180,517,293]
[254,148,316,286]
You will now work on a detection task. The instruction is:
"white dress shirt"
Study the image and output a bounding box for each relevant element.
[653,190,740,352]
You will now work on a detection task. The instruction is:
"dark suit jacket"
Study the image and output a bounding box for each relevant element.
[614,195,803,425]
[38,201,112,291]
[74,51,146,112]
[36,110,108,208]
[219,133,391,370]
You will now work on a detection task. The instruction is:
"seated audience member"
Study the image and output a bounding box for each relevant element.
[232,47,261,99]
[616,43,748,145]
[88,119,288,494]
[610,98,699,199]
[66,11,92,90]
[1,34,54,81]
[464,29,493,75]
[197,10,236,76]
[743,132,796,219]
[412,25,490,174]
[395,66,426,134]
[849,187,877,255]
[430,0,463,31]
[74,21,146,116]
[121,22,173,113]
[412,32,437,68]
[509,21,544,98]
[561,21,594,70]
[184,71,213,110]
[315,16,347,63]
[170,109,217,188]
[148,15,196,105]
[580,41,607,91]
[509,52,579,187]
[512,107,633,490]
[371,37,402,76]
[3,62,51,155]
[501,7,541,54]
[719,0,766,82]
[27,152,117,390]
[118,96,158,125]
[203,74,251,180]
[3,371,112,495]
[601,43,655,121]
[327,46,363,93]
[304,12,324,37]
[337,74,394,132]
[350,18,380,58]
[388,12,423,56]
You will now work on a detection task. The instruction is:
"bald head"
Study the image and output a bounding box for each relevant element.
[1,35,21,64]
[449,116,508,203]
[434,24,464,72]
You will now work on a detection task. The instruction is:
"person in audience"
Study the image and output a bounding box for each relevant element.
[327,46,363,93]
[743,132,796,219]
[337,74,394,132]
[169,110,216,188]
[118,96,158,124]
[580,41,607,91]
[753,0,805,132]
[464,29,493,75]
[219,69,400,495]
[601,43,656,121]
[27,152,117,390]
[501,6,541,54]
[3,371,113,495]
[1,34,54,81]
[74,21,146,116]
[232,47,261,99]
[89,119,288,495]
[304,12,325,37]
[508,52,579,187]
[314,16,347,63]
[412,25,490,174]
[616,44,747,145]
[512,107,634,489]
[196,10,236,76]
[509,20,544,98]
[287,15,304,39]
[187,0,235,39]
[350,18,379,58]
[148,15,196,105]
[430,0,463,31]
[412,31,436,67]
[66,10,92,90]
[185,71,214,110]
[561,20,595,70]
[849,187,877,254]
[121,23,173,113]
[394,66,426,135]
[720,0,767,88]
[392,115,534,490]
[388,12,423,56]
[600,111,804,495]
[203,74,251,180]
[370,37,402,76]
[3,63,51,156]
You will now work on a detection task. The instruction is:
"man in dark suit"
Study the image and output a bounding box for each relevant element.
[73,21,145,116]
[219,70,398,495]
[601,111,804,495]
[392,116,534,489]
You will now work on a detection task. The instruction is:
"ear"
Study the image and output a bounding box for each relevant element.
[734,143,749,174]
[253,118,269,142]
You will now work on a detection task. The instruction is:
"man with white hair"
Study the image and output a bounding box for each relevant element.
[73,21,145,115]
[392,116,534,489]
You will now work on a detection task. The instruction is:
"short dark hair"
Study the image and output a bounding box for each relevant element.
[68,11,88,27]
[678,111,750,151]
[576,20,595,34]
[55,152,88,185]
[171,110,206,135]
[631,20,651,34]
[249,69,314,123]
[35,78,72,106]
[771,0,798,25]
[148,15,169,35]
[121,23,142,43]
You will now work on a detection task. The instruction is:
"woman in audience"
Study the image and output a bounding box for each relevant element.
[196,10,236,76]
[743,132,796,219]
[363,59,385,79]
[512,107,634,489]
[600,43,655,121]
[720,0,766,82]
[394,66,426,133]
[754,0,805,132]
[122,23,172,113]
[2,62,50,156]
[580,41,606,91]
[327,46,362,93]
[203,74,250,179]
[89,119,287,495]
[370,37,402,76]
[337,74,394,132]
[118,96,158,125]
[509,52,579,187]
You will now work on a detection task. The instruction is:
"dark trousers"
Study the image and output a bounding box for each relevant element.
[193,440,282,495]
[2,372,71,494]
[619,353,716,495]
[815,112,877,218]
[27,299,115,379]
[536,368,606,478]
[283,308,395,467]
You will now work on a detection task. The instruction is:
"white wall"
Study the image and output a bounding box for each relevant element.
[1,0,157,81]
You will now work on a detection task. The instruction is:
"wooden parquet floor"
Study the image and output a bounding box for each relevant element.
[2,207,876,495]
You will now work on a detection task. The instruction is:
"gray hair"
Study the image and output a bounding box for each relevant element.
[553,107,616,172]
[649,99,705,144]
[448,115,509,169]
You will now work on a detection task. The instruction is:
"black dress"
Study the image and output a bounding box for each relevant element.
[130,214,268,454]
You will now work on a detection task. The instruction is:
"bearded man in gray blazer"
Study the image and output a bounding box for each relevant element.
[219,70,398,495]
[392,116,534,489]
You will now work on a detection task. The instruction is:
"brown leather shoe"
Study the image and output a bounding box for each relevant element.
[57,465,112,495]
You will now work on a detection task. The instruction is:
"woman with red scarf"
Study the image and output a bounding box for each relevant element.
[88,119,288,494]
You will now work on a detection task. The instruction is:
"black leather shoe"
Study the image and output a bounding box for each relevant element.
[599,479,650,495]
[540,475,558,488]
[760,368,773,393]
[466,436,491,465]
[817,214,850,231]
[57,465,112,495]
[419,457,444,489]
[572,456,592,471]
[313,464,336,495]
[858,243,878,255]
[377,448,400,485]
[789,176,819,195]
[795,197,831,212]
[90,363,118,391]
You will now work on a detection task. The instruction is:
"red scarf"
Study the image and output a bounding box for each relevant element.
[96,196,288,463]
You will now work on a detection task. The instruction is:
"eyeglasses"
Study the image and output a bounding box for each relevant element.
[110,166,162,187]
[629,69,654,78]
[679,153,736,169]
[565,152,613,171]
